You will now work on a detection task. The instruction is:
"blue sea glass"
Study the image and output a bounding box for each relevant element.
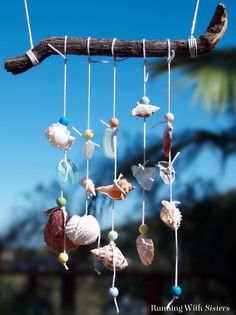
[131,164,156,191]
[56,159,79,185]
[103,128,115,159]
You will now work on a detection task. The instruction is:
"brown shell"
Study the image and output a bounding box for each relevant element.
[44,207,79,254]
[163,124,173,157]
[96,178,135,200]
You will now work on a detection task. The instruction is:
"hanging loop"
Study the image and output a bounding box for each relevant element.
[143,39,149,85]
[188,0,200,58]
[87,36,92,62]
[111,38,117,61]
[167,39,175,64]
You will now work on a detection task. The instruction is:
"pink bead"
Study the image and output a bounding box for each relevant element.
[165,113,174,122]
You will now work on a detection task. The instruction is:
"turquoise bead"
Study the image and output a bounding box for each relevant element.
[171,285,182,296]
[140,96,150,104]
[59,117,69,126]
[109,287,119,297]
[108,230,118,241]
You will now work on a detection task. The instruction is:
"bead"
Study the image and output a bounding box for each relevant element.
[59,117,69,126]
[84,129,94,139]
[139,224,149,235]
[109,117,119,128]
[57,197,67,207]
[58,252,69,264]
[139,96,150,104]
[165,112,174,122]
[109,287,119,297]
[108,230,118,241]
[171,285,182,296]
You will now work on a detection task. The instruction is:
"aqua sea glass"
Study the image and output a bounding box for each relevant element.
[131,164,156,191]
[56,159,79,185]
[103,128,115,159]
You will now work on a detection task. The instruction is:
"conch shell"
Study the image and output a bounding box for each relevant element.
[132,96,160,118]
[91,242,128,271]
[160,200,182,230]
[163,123,173,157]
[136,234,154,266]
[65,215,100,245]
[80,176,96,197]
[44,207,79,254]
[45,123,75,151]
[96,177,135,200]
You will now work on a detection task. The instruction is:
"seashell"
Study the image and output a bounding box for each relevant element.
[83,140,95,159]
[91,242,128,271]
[132,104,160,118]
[156,161,175,185]
[80,176,96,197]
[56,158,79,184]
[65,215,100,245]
[160,200,182,230]
[131,164,156,191]
[96,178,135,200]
[103,128,115,159]
[45,123,75,151]
[44,207,79,254]
[136,234,154,266]
[163,123,173,157]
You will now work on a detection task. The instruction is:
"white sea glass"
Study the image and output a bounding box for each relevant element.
[131,164,156,191]
[83,140,95,159]
[103,128,114,159]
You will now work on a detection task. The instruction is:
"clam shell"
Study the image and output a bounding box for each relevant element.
[45,123,75,151]
[91,242,128,271]
[80,176,96,197]
[163,123,173,157]
[160,200,182,230]
[96,178,135,200]
[65,215,100,245]
[136,234,154,266]
[44,207,79,254]
[132,104,160,118]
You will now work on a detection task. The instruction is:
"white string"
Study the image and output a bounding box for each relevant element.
[175,227,178,286]
[112,243,119,313]
[143,39,149,97]
[23,0,34,49]
[112,38,117,118]
[190,0,201,38]
[87,37,91,130]
[62,206,69,270]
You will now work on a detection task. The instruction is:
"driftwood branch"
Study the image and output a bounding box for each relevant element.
[4,3,227,75]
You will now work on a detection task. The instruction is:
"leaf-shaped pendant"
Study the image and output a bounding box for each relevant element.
[131,164,156,191]
[83,140,95,159]
[103,128,114,159]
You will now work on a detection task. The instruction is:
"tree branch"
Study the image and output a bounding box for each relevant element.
[4,3,227,75]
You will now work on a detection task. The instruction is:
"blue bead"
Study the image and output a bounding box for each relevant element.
[171,285,182,296]
[139,96,150,104]
[59,117,69,126]
[109,287,119,297]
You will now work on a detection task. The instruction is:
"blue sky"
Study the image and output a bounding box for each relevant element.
[0,0,236,233]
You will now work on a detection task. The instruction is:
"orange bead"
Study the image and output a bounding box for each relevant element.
[109,117,119,127]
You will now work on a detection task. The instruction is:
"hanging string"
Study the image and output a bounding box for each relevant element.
[188,0,200,57]
[190,0,201,38]
[62,207,69,270]
[23,0,34,49]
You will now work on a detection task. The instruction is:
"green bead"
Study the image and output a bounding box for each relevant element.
[108,230,118,241]
[57,197,67,207]
[139,224,149,235]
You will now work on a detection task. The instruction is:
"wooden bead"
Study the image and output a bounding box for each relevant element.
[139,224,149,235]
[109,117,119,127]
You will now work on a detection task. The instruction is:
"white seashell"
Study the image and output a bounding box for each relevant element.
[65,215,100,245]
[91,242,128,271]
[83,140,95,159]
[136,234,154,266]
[80,176,96,197]
[132,104,160,118]
[160,200,182,230]
[45,123,75,151]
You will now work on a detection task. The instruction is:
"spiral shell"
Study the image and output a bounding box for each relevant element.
[65,215,100,245]
[136,234,154,266]
[132,104,160,118]
[80,177,96,197]
[163,123,173,157]
[45,123,75,151]
[44,207,79,254]
[96,178,135,200]
[91,242,128,271]
[160,200,182,230]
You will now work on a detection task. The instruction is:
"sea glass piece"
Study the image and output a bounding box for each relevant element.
[163,123,173,157]
[83,140,95,159]
[156,161,175,185]
[103,128,114,159]
[56,159,79,185]
[131,164,156,191]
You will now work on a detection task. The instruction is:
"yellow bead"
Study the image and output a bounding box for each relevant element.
[83,129,94,139]
[58,252,69,264]
[139,224,149,235]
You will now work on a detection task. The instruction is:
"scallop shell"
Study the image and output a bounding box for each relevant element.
[136,234,154,266]
[132,104,160,118]
[91,242,128,271]
[80,176,96,197]
[65,215,100,245]
[160,200,182,230]
[96,178,135,200]
[44,207,79,254]
[45,123,75,151]
[163,123,173,157]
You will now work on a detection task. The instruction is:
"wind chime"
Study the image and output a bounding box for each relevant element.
[5,0,227,313]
